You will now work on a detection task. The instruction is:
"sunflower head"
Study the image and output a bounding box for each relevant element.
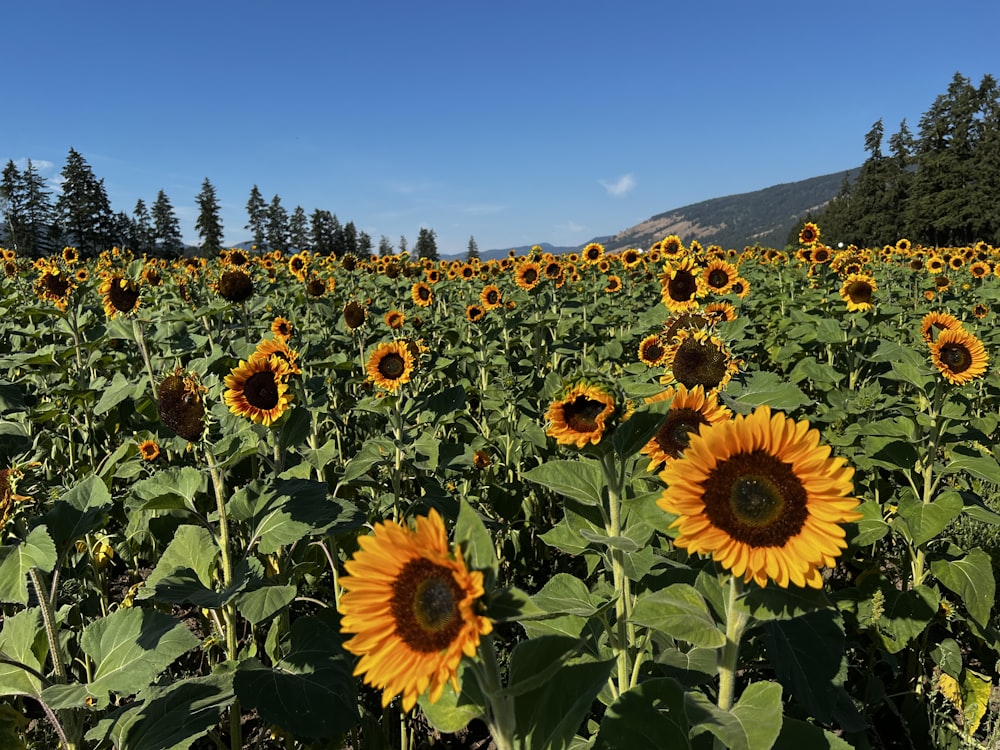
[839,273,877,312]
[224,353,293,426]
[138,439,160,461]
[641,385,732,471]
[99,274,142,319]
[385,310,406,330]
[214,269,254,303]
[798,222,821,246]
[657,405,860,589]
[638,334,668,367]
[158,369,207,442]
[930,328,989,385]
[367,341,415,392]
[920,311,964,344]
[662,329,740,392]
[344,300,368,330]
[271,317,294,341]
[659,258,704,313]
[545,381,621,449]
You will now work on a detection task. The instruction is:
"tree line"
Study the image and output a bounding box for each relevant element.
[813,72,1000,248]
[0,148,448,260]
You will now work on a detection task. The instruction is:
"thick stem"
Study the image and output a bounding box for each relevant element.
[475,635,516,750]
[717,575,749,714]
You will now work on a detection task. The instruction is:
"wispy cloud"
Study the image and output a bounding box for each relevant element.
[555,220,587,235]
[599,173,636,197]
[14,158,55,172]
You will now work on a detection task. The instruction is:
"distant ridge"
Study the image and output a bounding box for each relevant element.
[480,167,861,257]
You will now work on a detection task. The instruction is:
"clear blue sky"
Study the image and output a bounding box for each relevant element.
[4,0,998,255]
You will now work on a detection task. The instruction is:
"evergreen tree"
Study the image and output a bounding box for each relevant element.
[466,235,480,261]
[289,205,310,251]
[330,215,349,258]
[1,160,29,253]
[414,227,438,260]
[377,235,394,256]
[310,209,337,255]
[342,220,358,257]
[266,194,289,251]
[357,230,373,256]
[973,75,1000,243]
[884,119,916,241]
[22,160,57,257]
[151,189,183,258]
[55,147,115,257]
[398,235,408,254]
[132,199,156,255]
[194,178,224,255]
[245,185,267,250]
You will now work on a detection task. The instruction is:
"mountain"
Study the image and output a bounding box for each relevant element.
[481,167,861,258]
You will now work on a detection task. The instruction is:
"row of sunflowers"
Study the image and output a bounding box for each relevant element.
[1,226,999,749]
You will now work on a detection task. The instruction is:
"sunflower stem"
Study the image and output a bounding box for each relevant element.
[717,574,749,716]
[477,634,516,750]
[132,317,159,401]
[910,377,946,588]
[600,449,632,695]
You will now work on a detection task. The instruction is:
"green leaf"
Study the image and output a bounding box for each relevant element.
[82,607,200,700]
[942,454,1000,484]
[244,478,363,554]
[885,360,933,390]
[36,474,112,547]
[772,717,854,750]
[686,680,784,750]
[129,467,205,512]
[0,608,45,698]
[931,548,995,628]
[723,371,811,412]
[341,438,395,483]
[858,576,940,654]
[0,526,57,605]
[529,573,610,618]
[235,584,297,625]
[234,612,358,740]
[85,668,235,750]
[895,491,963,546]
[523,458,606,507]
[610,399,672,460]
[142,525,219,593]
[595,677,691,749]
[744,586,832,622]
[485,586,547,623]
[851,501,889,546]
[629,585,726,648]
[931,637,963,679]
[417,660,485,733]
[454,498,499,585]
[93,371,138,415]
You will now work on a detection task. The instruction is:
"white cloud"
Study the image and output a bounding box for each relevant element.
[555,220,587,235]
[599,173,636,197]
[13,158,55,172]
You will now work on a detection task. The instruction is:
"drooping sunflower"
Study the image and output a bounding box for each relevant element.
[479,284,503,310]
[545,383,617,449]
[34,263,75,311]
[839,273,877,312]
[798,222,820,246]
[366,341,415,391]
[659,257,704,313]
[411,282,434,307]
[920,311,964,344]
[254,337,302,375]
[514,261,542,291]
[638,334,668,367]
[138,439,160,461]
[271,317,294,342]
[305,274,330,298]
[214,269,254,303]
[641,385,732,471]
[338,508,492,712]
[465,304,486,323]
[930,328,989,385]
[158,369,206,442]
[99,274,142,319]
[657,405,860,589]
[344,300,368,330]
[662,329,740,392]
[224,352,293,426]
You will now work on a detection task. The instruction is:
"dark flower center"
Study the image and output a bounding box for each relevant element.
[218,270,254,302]
[564,395,608,433]
[641,340,665,363]
[391,558,464,652]
[707,269,730,288]
[521,268,538,284]
[702,450,808,547]
[668,271,698,301]
[654,409,708,459]
[109,278,140,312]
[378,353,406,380]
[939,343,972,373]
[306,278,326,297]
[846,281,872,303]
[43,272,71,296]
[672,339,730,390]
[245,371,280,409]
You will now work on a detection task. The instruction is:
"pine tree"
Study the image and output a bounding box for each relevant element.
[266,195,289,251]
[1,160,29,253]
[132,199,156,255]
[342,221,358,257]
[466,235,479,261]
[377,235,394,256]
[55,148,115,257]
[973,75,1000,243]
[195,178,224,255]
[22,160,57,257]
[357,230,373,256]
[398,235,408,255]
[415,227,438,260]
[884,119,916,241]
[151,189,183,258]
[310,209,336,255]
[245,185,267,250]
[289,205,310,251]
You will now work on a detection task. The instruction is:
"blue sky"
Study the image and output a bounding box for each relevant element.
[4,0,999,255]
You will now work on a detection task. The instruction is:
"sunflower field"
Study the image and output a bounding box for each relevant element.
[1,230,999,750]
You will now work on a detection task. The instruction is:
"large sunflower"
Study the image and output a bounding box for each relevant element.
[657,405,860,588]
[479,284,503,310]
[662,329,739,392]
[366,341,415,391]
[224,353,293,426]
[702,259,739,295]
[930,328,989,385]
[99,274,142,319]
[642,385,732,471]
[411,282,434,308]
[659,257,704,313]
[339,508,492,712]
[545,383,617,449]
[920,311,964,344]
[514,261,542,291]
[839,273,877,312]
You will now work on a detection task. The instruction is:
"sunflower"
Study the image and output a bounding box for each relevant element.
[543,260,564,280]
[638,334,668,367]
[34,264,75,311]
[465,304,486,323]
[642,385,732,471]
[271,317,294,341]
[661,329,739,392]
[75,267,90,283]
[604,274,623,293]
[582,242,604,264]
[969,261,991,279]
[920,311,964,344]
[621,248,642,268]
[385,310,406,330]
[367,341,415,391]
[657,405,860,588]
[411,282,434,307]
[479,285,503,310]
[973,303,989,319]
[338,508,492,712]
[659,257,704,313]
[662,311,712,342]
[288,252,310,281]
[424,268,441,284]
[61,246,80,265]
[930,328,989,385]
[896,238,912,253]
[214,269,254,303]
[514,261,542,290]
[545,382,617,449]
[811,246,832,264]
[703,302,737,325]
[305,275,330,298]
[660,235,685,257]
[224,353,293,426]
[99,274,142,319]
[254,337,302,375]
[138,439,160,461]
[729,277,750,299]
[702,259,739,295]
[839,273,877,312]
[344,300,368,329]
[158,369,206,441]
[798,222,820,246]
[926,256,946,274]
[473,450,492,469]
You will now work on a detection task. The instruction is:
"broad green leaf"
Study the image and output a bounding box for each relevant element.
[931,548,995,628]
[235,584,297,625]
[529,573,609,618]
[234,612,358,740]
[610,399,672,460]
[341,438,395,483]
[594,677,690,749]
[723,371,811,412]
[93,371,137,415]
[851,500,889,546]
[142,525,219,593]
[129,467,205,512]
[942,454,1000,484]
[85,668,236,750]
[657,647,718,687]
[523,459,606,507]
[858,577,939,654]
[772,717,854,750]
[243,478,363,554]
[82,607,200,700]
[629,585,726,648]
[418,660,485,733]
[36,474,112,547]
[577,528,640,553]
[744,585,831,622]
[885,360,933,390]
[686,680,784,750]
[895,491,963,546]
[931,637,963,679]
[485,586,546,622]
[454,498,499,585]
[0,608,45,698]
[0,526,57,604]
